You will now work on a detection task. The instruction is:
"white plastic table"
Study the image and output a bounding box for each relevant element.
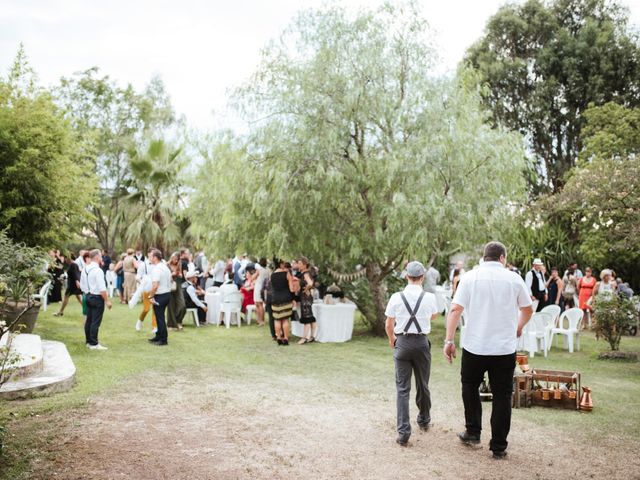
[204,292,222,325]
[291,302,356,343]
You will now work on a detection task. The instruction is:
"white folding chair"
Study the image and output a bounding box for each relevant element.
[186,308,200,327]
[550,308,583,353]
[106,271,117,298]
[206,286,220,294]
[540,304,561,329]
[220,292,242,328]
[244,304,257,325]
[528,312,552,357]
[32,281,52,312]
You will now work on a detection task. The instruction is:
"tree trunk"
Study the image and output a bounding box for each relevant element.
[365,261,388,336]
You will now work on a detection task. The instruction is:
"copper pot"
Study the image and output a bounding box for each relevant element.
[553,388,562,400]
[568,389,577,399]
[542,389,551,401]
[579,386,593,412]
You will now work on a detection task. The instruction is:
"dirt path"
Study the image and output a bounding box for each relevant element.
[19,368,640,480]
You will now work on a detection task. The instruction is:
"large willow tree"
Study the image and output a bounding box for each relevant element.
[193,3,527,334]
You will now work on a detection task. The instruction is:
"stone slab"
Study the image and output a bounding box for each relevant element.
[2,334,44,382]
[0,340,76,400]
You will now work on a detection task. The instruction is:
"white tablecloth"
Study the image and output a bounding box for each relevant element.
[291,302,356,343]
[204,292,222,324]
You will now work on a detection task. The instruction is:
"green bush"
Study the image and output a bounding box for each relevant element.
[593,295,639,351]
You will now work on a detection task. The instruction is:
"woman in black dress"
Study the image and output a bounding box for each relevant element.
[54,254,83,316]
[270,259,299,345]
[47,250,64,304]
[297,257,317,345]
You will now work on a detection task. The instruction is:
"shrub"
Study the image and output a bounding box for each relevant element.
[593,294,639,351]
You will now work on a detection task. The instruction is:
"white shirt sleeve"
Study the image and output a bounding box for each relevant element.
[384,294,398,317]
[452,277,470,309]
[524,271,533,294]
[516,278,534,308]
[187,284,205,308]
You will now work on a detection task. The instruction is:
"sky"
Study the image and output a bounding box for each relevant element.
[2,0,640,131]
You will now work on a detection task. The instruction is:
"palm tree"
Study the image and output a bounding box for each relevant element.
[121,139,186,254]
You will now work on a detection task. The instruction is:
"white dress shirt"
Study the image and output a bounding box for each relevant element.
[453,261,532,356]
[210,260,226,283]
[385,284,438,335]
[86,262,107,295]
[80,266,89,294]
[525,269,547,296]
[75,256,85,272]
[184,281,205,308]
[151,262,173,294]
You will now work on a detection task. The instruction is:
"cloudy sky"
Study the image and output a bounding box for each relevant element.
[2,0,639,130]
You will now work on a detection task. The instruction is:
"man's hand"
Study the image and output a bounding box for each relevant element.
[203,306,208,313]
[443,343,456,363]
[106,300,112,310]
[389,335,396,348]
[517,325,523,337]
[544,294,548,302]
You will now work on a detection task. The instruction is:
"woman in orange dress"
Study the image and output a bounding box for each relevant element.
[577,267,596,328]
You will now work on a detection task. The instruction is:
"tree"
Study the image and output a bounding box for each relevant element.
[0,47,95,247]
[553,102,640,287]
[192,3,527,334]
[55,69,176,253]
[465,0,640,193]
[122,139,187,254]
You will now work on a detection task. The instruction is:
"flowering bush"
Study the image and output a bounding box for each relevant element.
[593,295,639,351]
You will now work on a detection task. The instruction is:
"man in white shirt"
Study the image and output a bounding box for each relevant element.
[148,249,173,346]
[525,258,547,312]
[75,249,87,271]
[385,261,438,446]
[85,249,112,351]
[444,241,533,459]
[209,258,226,287]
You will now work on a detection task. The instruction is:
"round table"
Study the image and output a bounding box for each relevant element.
[204,292,222,325]
[291,302,356,342]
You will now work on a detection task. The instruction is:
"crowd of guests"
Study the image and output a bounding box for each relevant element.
[44,247,329,350]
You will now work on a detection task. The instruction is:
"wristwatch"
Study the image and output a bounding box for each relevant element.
[444,340,455,346]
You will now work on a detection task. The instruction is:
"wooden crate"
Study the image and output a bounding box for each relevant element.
[512,372,532,408]
[530,369,580,410]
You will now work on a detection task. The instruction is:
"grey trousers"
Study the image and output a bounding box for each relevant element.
[394,334,432,440]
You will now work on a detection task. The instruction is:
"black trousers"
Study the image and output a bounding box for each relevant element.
[461,349,515,453]
[534,294,546,312]
[153,292,171,343]
[85,294,105,346]
[266,302,275,338]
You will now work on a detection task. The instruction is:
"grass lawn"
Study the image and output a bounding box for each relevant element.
[1,301,639,478]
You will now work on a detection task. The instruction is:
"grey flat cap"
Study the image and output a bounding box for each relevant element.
[406,261,426,277]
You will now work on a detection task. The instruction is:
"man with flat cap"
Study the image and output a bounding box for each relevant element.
[385,261,439,446]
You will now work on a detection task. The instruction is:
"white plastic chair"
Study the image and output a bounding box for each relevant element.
[219,292,242,328]
[458,311,467,346]
[186,308,200,327]
[106,271,117,297]
[206,286,220,294]
[32,281,52,312]
[540,304,561,329]
[528,312,552,357]
[550,308,584,353]
[244,304,257,325]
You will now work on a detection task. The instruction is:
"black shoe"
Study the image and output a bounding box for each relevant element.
[492,450,507,460]
[277,338,283,345]
[458,431,481,445]
[419,423,431,432]
[396,437,409,446]
[154,341,168,346]
[282,339,289,346]
[148,338,160,343]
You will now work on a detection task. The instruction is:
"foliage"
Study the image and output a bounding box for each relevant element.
[0,232,49,310]
[0,47,96,247]
[121,139,187,254]
[593,294,638,351]
[552,102,640,288]
[465,0,640,193]
[193,3,527,334]
[55,68,177,253]
[501,215,576,272]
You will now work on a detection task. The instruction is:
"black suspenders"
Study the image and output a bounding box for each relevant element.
[399,292,425,334]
